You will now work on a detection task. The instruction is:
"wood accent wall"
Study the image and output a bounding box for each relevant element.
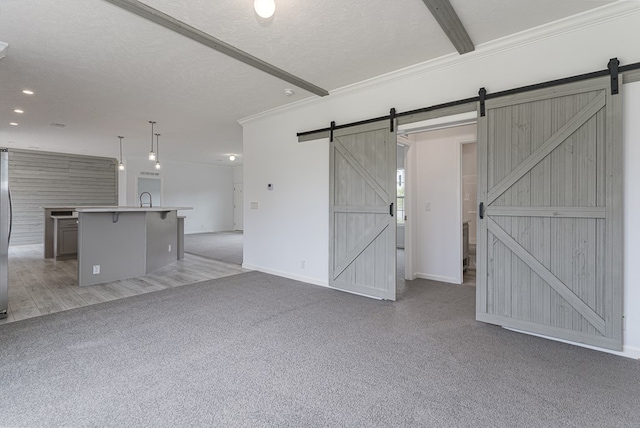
[8,149,117,246]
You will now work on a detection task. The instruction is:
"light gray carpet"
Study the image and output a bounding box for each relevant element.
[1,271,639,427]
[184,231,243,265]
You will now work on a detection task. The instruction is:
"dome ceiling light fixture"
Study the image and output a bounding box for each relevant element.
[254,0,275,19]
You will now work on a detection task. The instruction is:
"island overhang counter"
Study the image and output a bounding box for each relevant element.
[75,207,192,286]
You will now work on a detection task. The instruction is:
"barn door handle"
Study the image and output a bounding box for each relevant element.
[390,202,394,217]
[479,202,484,219]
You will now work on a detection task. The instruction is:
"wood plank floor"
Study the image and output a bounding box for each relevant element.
[0,244,248,325]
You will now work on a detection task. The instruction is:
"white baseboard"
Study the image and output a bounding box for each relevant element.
[623,345,640,360]
[505,327,640,360]
[414,272,460,284]
[241,264,386,299]
[241,263,329,288]
[185,229,237,235]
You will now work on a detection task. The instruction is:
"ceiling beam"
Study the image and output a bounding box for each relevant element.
[421,0,474,54]
[101,0,330,97]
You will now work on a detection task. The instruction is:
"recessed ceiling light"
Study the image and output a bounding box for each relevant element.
[283,88,294,96]
[9,122,18,126]
[14,109,24,114]
[229,155,236,161]
[22,90,34,95]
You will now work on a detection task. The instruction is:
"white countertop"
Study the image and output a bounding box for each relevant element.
[75,206,192,213]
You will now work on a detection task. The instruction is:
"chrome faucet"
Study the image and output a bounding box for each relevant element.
[139,192,153,208]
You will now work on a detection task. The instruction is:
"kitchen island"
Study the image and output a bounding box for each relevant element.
[74,207,191,286]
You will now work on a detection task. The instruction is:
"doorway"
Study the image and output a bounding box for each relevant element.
[397,112,478,286]
[461,141,477,285]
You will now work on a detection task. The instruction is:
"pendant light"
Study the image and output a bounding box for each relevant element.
[148,121,156,161]
[118,136,125,171]
[155,133,161,170]
[254,0,275,18]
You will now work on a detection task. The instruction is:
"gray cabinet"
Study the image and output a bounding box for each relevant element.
[54,217,78,260]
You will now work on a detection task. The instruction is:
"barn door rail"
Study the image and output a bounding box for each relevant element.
[298,58,640,139]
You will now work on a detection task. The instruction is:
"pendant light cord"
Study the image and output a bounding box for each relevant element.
[149,121,156,152]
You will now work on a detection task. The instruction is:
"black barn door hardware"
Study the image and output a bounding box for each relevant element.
[608,57,620,94]
[299,58,640,140]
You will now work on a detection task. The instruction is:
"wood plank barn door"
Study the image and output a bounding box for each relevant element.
[330,121,397,300]
[476,77,623,350]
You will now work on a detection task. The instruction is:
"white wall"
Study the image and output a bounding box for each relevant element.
[233,165,243,184]
[623,81,640,356]
[122,157,234,234]
[242,125,329,285]
[241,6,640,357]
[410,124,477,284]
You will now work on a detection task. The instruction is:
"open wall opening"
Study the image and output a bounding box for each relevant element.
[399,115,477,286]
[461,141,477,285]
[137,177,162,208]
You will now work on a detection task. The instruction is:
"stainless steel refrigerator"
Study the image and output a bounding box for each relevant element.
[0,149,8,319]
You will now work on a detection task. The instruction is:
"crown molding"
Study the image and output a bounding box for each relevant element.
[238,93,321,125]
[239,1,640,125]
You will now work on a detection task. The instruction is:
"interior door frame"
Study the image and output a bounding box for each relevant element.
[233,182,244,231]
[397,111,478,284]
[459,139,478,282]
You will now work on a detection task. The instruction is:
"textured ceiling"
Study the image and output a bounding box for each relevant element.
[0,0,617,165]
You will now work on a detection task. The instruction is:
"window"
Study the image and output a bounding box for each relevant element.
[397,169,405,224]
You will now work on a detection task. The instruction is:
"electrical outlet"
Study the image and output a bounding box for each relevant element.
[425,202,431,211]
[251,202,259,210]
[92,265,100,275]
[168,244,172,252]
[300,260,305,269]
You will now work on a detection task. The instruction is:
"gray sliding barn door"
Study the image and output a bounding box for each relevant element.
[476,77,623,350]
[330,121,397,300]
